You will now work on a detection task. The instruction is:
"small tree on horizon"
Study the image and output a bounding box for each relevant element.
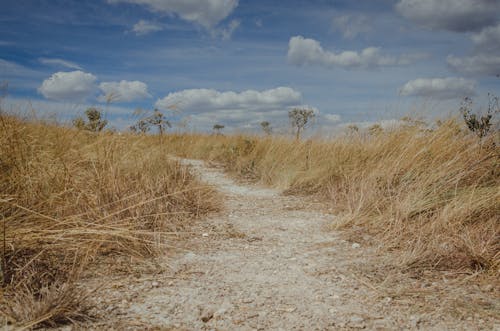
[129,118,150,134]
[260,121,272,135]
[213,124,225,135]
[73,107,108,132]
[288,107,315,140]
[148,109,171,135]
[460,94,499,139]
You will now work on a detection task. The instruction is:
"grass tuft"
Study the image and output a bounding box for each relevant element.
[0,114,220,327]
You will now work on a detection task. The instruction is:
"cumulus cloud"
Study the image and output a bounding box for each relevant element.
[98,80,151,103]
[471,23,500,53]
[38,71,97,101]
[400,77,476,99]
[155,87,302,112]
[39,58,82,70]
[287,36,425,69]
[131,20,164,35]
[331,14,371,39]
[444,23,500,77]
[396,0,499,32]
[107,0,238,28]
[447,54,500,77]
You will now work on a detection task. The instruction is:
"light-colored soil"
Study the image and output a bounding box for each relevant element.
[82,159,498,330]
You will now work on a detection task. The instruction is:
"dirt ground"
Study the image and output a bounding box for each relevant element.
[73,159,498,330]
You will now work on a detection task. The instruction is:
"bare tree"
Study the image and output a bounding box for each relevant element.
[288,107,315,140]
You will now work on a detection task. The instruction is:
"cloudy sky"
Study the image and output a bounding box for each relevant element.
[1,0,499,132]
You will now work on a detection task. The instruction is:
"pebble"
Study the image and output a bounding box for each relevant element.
[151,281,159,288]
[351,243,361,249]
[350,315,365,323]
[409,315,421,328]
[202,233,209,237]
[201,310,214,323]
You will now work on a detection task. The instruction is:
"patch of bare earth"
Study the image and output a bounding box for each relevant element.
[73,159,498,330]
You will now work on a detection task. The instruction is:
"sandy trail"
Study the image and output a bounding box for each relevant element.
[89,158,495,330]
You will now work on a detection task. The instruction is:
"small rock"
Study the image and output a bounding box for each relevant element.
[409,315,421,328]
[242,298,254,304]
[351,243,361,249]
[151,281,159,288]
[383,297,392,303]
[373,319,389,328]
[201,310,214,323]
[202,233,209,237]
[350,315,365,324]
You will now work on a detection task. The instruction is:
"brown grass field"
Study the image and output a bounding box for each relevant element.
[0,114,220,328]
[1,112,498,328]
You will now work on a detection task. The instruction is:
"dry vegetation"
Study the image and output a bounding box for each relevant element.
[162,119,499,277]
[0,114,220,328]
[1,110,498,328]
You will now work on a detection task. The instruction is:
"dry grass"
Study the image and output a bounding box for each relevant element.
[0,114,220,328]
[162,119,499,276]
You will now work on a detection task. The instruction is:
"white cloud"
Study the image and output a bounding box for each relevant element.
[98,80,151,103]
[3,96,135,130]
[400,77,476,99]
[211,19,240,40]
[444,23,500,77]
[396,0,499,32]
[39,58,82,70]
[154,87,307,131]
[447,54,500,77]
[131,20,164,35]
[331,14,371,39]
[471,23,500,52]
[155,87,302,112]
[38,71,97,101]
[107,0,238,28]
[287,36,425,69]
[0,58,36,77]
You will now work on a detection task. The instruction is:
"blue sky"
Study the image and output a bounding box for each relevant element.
[1,0,499,133]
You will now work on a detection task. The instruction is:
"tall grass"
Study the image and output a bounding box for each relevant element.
[0,114,220,328]
[163,119,499,275]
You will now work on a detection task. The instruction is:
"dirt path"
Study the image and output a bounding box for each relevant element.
[89,159,496,330]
